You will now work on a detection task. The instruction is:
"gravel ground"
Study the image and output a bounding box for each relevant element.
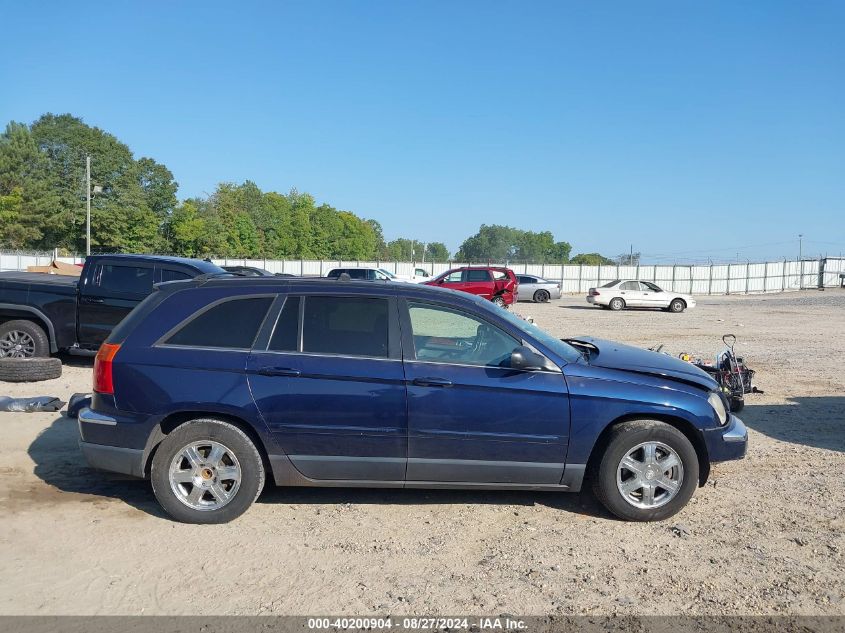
[0,290,843,616]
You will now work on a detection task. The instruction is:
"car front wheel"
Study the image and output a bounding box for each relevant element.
[592,420,698,521]
[151,418,265,524]
[669,299,686,313]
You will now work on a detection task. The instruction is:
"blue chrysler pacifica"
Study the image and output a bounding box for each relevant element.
[78,276,747,524]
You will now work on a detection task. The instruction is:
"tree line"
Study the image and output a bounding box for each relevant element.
[1,113,615,264]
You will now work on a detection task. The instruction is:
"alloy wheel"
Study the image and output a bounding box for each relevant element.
[168,440,242,511]
[0,330,36,358]
[616,441,684,509]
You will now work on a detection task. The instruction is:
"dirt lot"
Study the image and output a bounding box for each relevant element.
[1,290,843,616]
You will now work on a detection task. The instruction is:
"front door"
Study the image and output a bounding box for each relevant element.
[247,293,408,481]
[400,300,570,484]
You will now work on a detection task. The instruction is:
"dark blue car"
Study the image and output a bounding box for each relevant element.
[78,276,747,523]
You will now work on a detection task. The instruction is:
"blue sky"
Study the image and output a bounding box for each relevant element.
[1,0,843,262]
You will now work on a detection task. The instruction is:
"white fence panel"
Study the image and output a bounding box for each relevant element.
[3,250,843,295]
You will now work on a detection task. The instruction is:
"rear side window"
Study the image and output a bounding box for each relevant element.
[269,296,300,352]
[94,264,154,295]
[164,296,273,349]
[465,270,492,282]
[160,269,192,282]
[302,296,389,357]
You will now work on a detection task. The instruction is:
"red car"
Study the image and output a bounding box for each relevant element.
[424,266,519,307]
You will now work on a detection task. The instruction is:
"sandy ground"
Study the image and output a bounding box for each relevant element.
[0,290,843,616]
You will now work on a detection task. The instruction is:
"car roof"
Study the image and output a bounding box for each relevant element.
[158,275,493,308]
[88,254,223,273]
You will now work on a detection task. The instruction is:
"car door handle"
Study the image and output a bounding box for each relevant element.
[412,377,453,387]
[83,297,104,304]
[257,367,301,377]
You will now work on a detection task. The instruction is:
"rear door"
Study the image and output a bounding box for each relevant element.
[618,280,644,306]
[518,276,537,299]
[77,260,155,348]
[247,292,408,481]
[462,269,493,298]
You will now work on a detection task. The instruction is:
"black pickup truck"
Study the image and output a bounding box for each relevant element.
[0,254,224,359]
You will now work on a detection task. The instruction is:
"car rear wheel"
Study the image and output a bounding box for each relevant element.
[592,420,698,521]
[609,297,625,311]
[492,296,506,308]
[669,299,686,313]
[0,320,50,359]
[151,418,265,524]
[533,289,550,303]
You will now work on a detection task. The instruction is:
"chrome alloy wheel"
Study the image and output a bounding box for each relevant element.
[616,441,684,509]
[0,330,35,358]
[169,440,242,511]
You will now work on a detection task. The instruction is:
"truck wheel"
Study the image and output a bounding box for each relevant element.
[0,320,50,358]
[609,297,625,311]
[0,357,62,382]
[592,420,698,522]
[151,418,265,524]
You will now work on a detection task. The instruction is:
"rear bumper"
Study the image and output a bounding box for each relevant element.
[79,441,145,477]
[78,407,150,478]
[703,414,748,462]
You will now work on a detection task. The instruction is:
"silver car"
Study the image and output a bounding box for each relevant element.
[517,275,561,302]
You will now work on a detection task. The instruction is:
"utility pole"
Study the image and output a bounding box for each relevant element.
[629,244,633,265]
[798,234,803,261]
[86,155,91,256]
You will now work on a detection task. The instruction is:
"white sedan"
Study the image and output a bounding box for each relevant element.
[586,280,696,313]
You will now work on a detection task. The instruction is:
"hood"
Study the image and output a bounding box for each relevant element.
[564,336,717,391]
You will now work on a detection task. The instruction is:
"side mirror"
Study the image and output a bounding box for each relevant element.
[510,345,548,371]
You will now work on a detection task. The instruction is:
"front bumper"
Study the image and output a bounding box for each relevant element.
[78,407,147,478]
[702,414,748,462]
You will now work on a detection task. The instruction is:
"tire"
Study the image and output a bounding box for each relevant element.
[0,357,62,382]
[491,296,506,308]
[729,396,745,413]
[592,420,699,522]
[533,289,550,303]
[669,299,686,313]
[151,418,266,524]
[0,320,50,359]
[609,297,625,311]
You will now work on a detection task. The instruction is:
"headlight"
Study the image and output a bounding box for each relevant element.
[708,391,729,426]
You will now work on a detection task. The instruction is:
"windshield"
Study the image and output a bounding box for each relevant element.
[497,308,583,363]
[377,268,397,279]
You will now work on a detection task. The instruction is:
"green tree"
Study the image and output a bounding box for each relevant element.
[27,113,162,252]
[569,252,615,265]
[0,121,58,246]
[425,242,450,261]
[456,225,571,263]
[168,201,207,257]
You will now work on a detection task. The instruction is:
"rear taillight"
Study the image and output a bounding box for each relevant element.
[93,343,121,394]
[589,288,599,296]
